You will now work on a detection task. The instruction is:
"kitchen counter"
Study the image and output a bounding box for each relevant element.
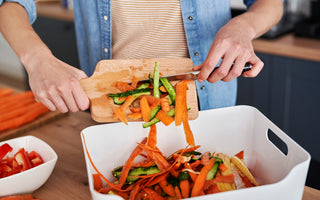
[36,2,320,63]
[1,111,319,199]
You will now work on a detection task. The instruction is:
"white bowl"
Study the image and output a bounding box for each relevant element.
[0,135,58,197]
[81,106,310,200]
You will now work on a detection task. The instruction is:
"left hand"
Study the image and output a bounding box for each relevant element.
[193,16,264,83]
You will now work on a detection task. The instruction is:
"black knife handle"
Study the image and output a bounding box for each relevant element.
[210,62,252,75]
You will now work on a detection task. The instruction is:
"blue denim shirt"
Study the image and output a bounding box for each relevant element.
[1,0,256,110]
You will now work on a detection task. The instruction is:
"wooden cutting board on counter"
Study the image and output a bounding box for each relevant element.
[80,58,199,123]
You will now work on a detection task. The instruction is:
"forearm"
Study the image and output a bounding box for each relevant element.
[0,2,52,72]
[232,0,283,40]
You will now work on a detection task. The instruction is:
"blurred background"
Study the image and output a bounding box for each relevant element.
[0,0,319,189]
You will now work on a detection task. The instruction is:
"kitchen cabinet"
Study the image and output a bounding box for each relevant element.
[237,53,320,189]
[237,53,320,162]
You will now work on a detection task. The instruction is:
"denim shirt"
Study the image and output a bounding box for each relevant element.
[1,0,256,110]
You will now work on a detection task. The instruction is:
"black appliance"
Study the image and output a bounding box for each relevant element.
[294,0,320,39]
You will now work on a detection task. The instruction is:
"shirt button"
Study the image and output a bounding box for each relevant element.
[104,15,108,21]
[194,51,199,56]
[188,16,193,21]
[200,85,205,90]
[104,48,109,53]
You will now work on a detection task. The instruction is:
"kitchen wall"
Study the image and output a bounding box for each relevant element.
[0,33,26,82]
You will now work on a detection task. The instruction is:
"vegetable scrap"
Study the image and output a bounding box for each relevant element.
[83,131,258,199]
[0,89,50,132]
[92,62,259,199]
[0,143,44,179]
[108,62,195,147]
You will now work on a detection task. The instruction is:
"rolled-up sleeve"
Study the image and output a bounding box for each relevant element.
[0,0,37,24]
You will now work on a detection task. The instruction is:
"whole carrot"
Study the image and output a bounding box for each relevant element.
[0,91,34,106]
[0,103,49,132]
[0,101,41,122]
[0,98,35,114]
[0,88,14,98]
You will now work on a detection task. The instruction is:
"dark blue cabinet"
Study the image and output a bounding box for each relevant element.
[237,53,320,189]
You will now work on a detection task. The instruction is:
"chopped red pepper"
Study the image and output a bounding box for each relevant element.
[0,145,44,178]
[14,148,32,171]
[0,143,13,160]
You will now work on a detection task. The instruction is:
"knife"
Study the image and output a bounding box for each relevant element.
[137,62,252,84]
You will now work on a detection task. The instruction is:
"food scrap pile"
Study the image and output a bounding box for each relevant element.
[84,134,258,199]
[0,143,44,178]
[0,88,50,132]
[83,62,258,199]
[108,62,194,147]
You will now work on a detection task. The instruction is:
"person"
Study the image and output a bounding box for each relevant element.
[0,0,283,113]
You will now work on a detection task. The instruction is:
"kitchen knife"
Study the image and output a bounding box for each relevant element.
[138,62,252,84]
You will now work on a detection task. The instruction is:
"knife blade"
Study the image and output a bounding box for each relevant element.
[137,62,252,84]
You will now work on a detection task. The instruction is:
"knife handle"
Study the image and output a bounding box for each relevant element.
[210,62,252,75]
[192,62,252,77]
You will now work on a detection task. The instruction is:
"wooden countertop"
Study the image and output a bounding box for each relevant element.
[35,2,320,63]
[0,111,319,199]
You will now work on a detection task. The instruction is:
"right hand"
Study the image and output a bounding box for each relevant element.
[25,52,90,113]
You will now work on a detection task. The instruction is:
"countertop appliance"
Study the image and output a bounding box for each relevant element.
[294,0,320,39]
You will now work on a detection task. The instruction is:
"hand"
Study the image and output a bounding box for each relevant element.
[193,16,264,83]
[25,52,90,113]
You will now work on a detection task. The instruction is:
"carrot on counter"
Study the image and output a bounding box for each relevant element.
[0,98,35,115]
[0,91,34,106]
[0,102,44,122]
[0,88,14,98]
[0,103,49,132]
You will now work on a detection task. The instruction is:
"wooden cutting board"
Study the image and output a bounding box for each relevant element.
[80,58,199,123]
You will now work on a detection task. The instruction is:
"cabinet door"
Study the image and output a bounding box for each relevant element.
[32,17,80,68]
[237,53,320,162]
